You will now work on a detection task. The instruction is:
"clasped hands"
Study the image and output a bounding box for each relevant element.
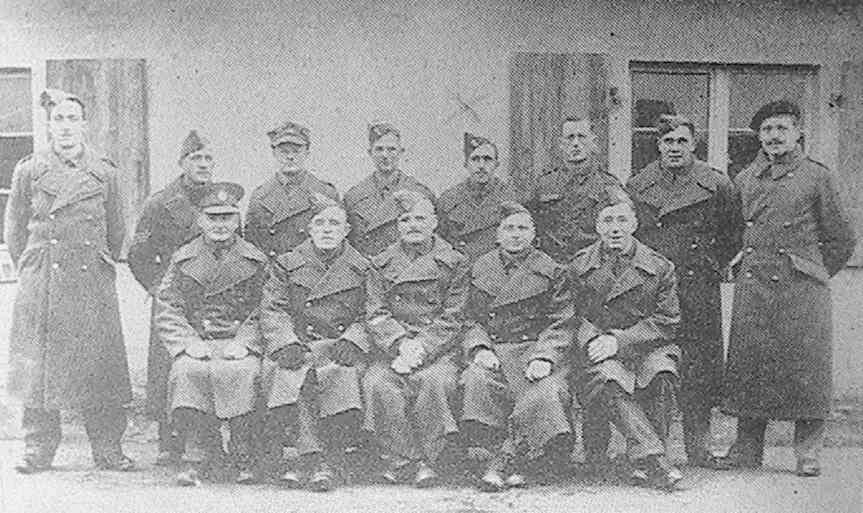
[391,337,425,375]
[184,339,249,360]
[587,333,618,363]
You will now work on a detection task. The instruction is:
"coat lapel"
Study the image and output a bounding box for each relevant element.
[259,177,313,224]
[180,239,259,297]
[307,245,366,301]
[365,193,402,232]
[490,251,554,308]
[606,243,658,301]
[393,251,441,284]
[471,252,507,297]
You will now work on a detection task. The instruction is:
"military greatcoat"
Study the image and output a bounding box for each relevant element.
[438,176,518,260]
[155,236,268,419]
[461,248,573,455]
[244,170,339,259]
[128,176,203,418]
[4,147,130,411]
[724,150,855,420]
[362,236,469,461]
[344,170,435,257]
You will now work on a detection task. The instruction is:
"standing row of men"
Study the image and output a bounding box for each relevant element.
[6,90,854,493]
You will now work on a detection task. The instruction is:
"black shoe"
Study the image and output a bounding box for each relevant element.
[95,453,136,471]
[176,468,201,487]
[796,458,821,477]
[714,441,763,470]
[414,461,439,488]
[14,456,51,475]
[235,470,257,484]
[686,450,724,470]
[631,455,683,491]
[380,456,411,484]
[155,450,182,467]
[309,462,336,492]
[280,470,303,488]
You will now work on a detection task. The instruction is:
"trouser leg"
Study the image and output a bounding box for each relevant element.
[228,413,256,472]
[793,418,824,463]
[82,403,128,464]
[460,419,506,454]
[636,373,676,445]
[732,416,767,465]
[172,407,220,466]
[600,383,665,461]
[682,406,712,461]
[581,403,612,464]
[260,405,295,475]
[21,408,62,465]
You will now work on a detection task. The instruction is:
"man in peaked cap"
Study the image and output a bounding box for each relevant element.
[245,121,339,259]
[719,100,855,476]
[258,193,371,491]
[8,90,133,473]
[362,189,469,487]
[344,122,435,257]
[156,182,269,486]
[129,129,216,465]
[438,133,518,261]
[461,201,574,491]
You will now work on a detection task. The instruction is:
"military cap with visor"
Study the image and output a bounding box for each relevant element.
[198,182,244,214]
[268,121,311,147]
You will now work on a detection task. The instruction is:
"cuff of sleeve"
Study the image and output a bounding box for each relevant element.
[340,322,369,352]
[368,316,408,352]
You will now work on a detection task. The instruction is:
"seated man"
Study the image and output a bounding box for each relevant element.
[155,182,268,486]
[259,195,370,491]
[536,191,684,490]
[461,202,573,491]
[362,190,470,487]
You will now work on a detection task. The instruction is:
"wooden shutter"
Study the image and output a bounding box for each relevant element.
[838,61,863,267]
[46,58,149,257]
[509,52,611,194]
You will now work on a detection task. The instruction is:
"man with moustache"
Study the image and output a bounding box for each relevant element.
[6,90,133,473]
[626,115,741,467]
[259,195,370,492]
[438,133,518,261]
[719,101,855,477]
[156,182,268,486]
[460,202,573,491]
[128,130,216,465]
[245,121,339,259]
[544,192,684,490]
[362,190,469,487]
[344,123,435,256]
[528,117,623,264]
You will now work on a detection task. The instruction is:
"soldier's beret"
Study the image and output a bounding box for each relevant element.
[463,132,496,160]
[368,122,400,145]
[198,182,244,214]
[655,114,695,138]
[309,192,344,218]
[596,186,635,212]
[393,189,433,215]
[39,89,84,115]
[498,201,531,223]
[179,130,210,163]
[749,100,801,131]
[268,121,311,147]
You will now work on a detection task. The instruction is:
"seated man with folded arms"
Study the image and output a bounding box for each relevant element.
[259,195,370,491]
[155,182,268,486]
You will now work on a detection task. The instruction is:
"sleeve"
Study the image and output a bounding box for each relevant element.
[154,260,203,358]
[530,266,575,366]
[258,261,303,358]
[243,193,269,254]
[413,258,470,362]
[104,167,127,261]
[815,167,856,276]
[612,263,681,351]
[462,324,493,357]
[714,176,744,269]
[127,199,164,293]
[233,308,264,355]
[3,159,31,266]
[365,266,409,354]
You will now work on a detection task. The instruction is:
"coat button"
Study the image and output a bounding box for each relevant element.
[394,295,401,301]
[84,240,91,246]
[745,247,754,254]
[269,250,277,257]
[778,248,786,255]
[686,270,695,276]
[771,275,780,282]
[305,301,312,307]
[269,228,276,235]
[521,334,529,341]
[783,222,792,228]
[337,324,344,332]
[80,264,88,271]
[488,312,496,318]
[50,238,58,245]
[298,228,305,234]
[690,243,698,249]
[655,221,663,228]
[787,172,794,178]
[745,221,754,227]
[49,214,56,220]
[744,271,752,279]
[458,241,466,247]
[234,320,240,325]
[51,263,59,270]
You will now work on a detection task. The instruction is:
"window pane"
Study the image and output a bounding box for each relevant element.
[0,194,7,243]
[0,70,32,133]
[0,136,33,189]
[631,70,710,129]
[728,68,814,130]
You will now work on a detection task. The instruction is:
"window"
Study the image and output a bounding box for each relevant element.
[631,62,818,179]
[0,68,33,245]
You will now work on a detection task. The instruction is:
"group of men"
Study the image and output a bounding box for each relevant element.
[5,88,855,494]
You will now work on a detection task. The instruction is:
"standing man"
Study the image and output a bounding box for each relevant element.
[626,115,742,467]
[245,121,339,259]
[549,193,683,490]
[344,123,435,256]
[461,202,573,491]
[528,117,623,264]
[128,130,215,465]
[362,190,469,487]
[438,133,518,261]
[259,196,370,491]
[6,90,133,473]
[720,101,855,477]
[156,182,268,486]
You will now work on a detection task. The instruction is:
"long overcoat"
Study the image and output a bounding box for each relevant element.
[724,150,855,419]
[627,160,741,408]
[4,147,130,411]
[437,176,517,260]
[127,176,203,418]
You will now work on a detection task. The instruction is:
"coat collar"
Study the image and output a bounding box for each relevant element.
[34,146,109,213]
[375,236,461,284]
[442,177,512,236]
[163,176,202,229]
[631,160,718,217]
[177,236,266,296]
[257,174,314,223]
[752,148,803,180]
[286,240,369,301]
[576,240,661,301]
[473,249,557,308]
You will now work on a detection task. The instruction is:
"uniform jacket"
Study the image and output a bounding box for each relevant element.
[724,149,856,419]
[365,236,469,363]
[536,240,681,394]
[245,170,339,259]
[155,236,268,358]
[344,170,435,256]
[527,157,623,264]
[5,147,130,410]
[438,176,518,260]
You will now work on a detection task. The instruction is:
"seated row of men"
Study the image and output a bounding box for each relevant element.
[154,181,684,492]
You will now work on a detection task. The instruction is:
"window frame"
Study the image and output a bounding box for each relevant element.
[0,67,34,247]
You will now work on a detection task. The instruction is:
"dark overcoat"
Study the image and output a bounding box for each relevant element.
[724,150,855,419]
[127,176,203,418]
[627,160,742,407]
[4,147,131,411]
[244,170,338,259]
[343,170,434,257]
[438,176,517,260]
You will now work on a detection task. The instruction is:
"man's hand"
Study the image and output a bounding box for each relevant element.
[222,341,249,360]
[391,355,413,375]
[398,338,425,368]
[274,344,308,370]
[525,359,552,382]
[185,340,212,360]
[473,349,500,371]
[587,334,618,363]
[330,339,362,367]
